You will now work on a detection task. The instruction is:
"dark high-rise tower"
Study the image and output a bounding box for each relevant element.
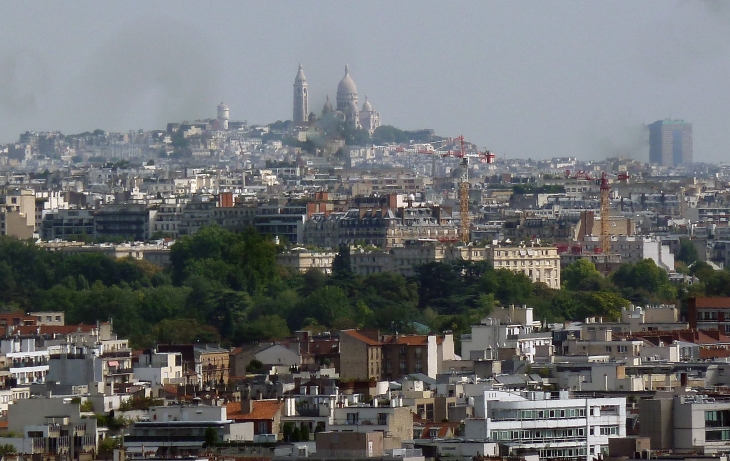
[648,119,693,167]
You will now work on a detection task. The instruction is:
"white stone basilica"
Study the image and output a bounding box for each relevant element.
[293,64,380,135]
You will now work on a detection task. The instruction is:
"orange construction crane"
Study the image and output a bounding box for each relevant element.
[439,136,494,243]
[600,172,611,254]
[414,136,495,243]
[431,136,471,243]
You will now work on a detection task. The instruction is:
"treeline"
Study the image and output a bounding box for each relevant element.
[0,227,726,351]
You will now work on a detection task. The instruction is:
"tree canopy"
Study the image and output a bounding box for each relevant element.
[0,228,723,353]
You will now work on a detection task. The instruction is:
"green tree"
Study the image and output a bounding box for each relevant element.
[300,424,310,441]
[152,318,221,345]
[676,239,699,265]
[170,226,278,294]
[233,315,290,343]
[562,259,601,291]
[332,245,353,279]
[98,438,120,454]
[298,286,352,328]
[204,426,218,447]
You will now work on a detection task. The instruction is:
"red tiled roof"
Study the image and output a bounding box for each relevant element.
[695,297,730,308]
[160,385,178,397]
[700,348,730,359]
[227,400,283,421]
[341,329,382,346]
[621,329,730,346]
[392,336,428,346]
[417,422,460,439]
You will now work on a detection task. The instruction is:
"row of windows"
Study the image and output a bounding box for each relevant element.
[497,407,586,420]
[539,447,588,459]
[495,260,555,267]
[698,311,720,320]
[705,410,730,428]
[707,429,730,441]
[494,250,555,257]
[492,427,586,440]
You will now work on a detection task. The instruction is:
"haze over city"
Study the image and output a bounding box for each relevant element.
[1,1,729,162]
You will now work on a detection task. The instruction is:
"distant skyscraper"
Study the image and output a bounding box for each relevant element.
[293,64,308,124]
[648,119,693,166]
[217,102,229,130]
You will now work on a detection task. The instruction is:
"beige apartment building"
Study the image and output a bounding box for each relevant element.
[276,249,336,274]
[0,188,36,239]
[287,241,561,287]
[490,246,561,288]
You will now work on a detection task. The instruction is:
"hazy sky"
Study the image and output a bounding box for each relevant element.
[1,1,728,162]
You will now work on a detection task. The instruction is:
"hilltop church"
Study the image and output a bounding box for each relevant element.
[293,64,381,135]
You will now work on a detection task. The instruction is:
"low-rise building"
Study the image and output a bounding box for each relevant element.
[125,404,254,455]
[134,350,184,385]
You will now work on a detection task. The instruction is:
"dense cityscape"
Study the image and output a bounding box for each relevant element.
[0,15,730,461]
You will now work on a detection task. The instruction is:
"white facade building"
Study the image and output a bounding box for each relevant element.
[133,351,183,385]
[461,306,553,363]
[465,391,626,461]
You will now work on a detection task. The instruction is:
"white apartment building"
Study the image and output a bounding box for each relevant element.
[133,351,184,385]
[465,390,626,461]
[461,306,553,364]
[1,339,49,385]
[674,394,730,453]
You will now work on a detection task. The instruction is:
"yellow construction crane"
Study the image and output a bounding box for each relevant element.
[422,136,495,244]
[446,136,472,243]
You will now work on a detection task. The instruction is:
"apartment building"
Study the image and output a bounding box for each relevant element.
[254,202,307,244]
[152,200,186,238]
[588,304,686,334]
[339,330,382,381]
[339,330,454,381]
[490,246,561,289]
[461,305,552,363]
[350,244,488,278]
[329,404,414,442]
[566,326,643,365]
[582,235,674,272]
[641,394,730,453]
[465,391,626,461]
[125,404,253,453]
[276,249,336,274]
[177,194,255,237]
[7,398,99,457]
[40,209,95,241]
[0,188,36,238]
[688,297,730,332]
[94,203,157,241]
[133,350,184,386]
[381,334,455,381]
[304,196,459,250]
